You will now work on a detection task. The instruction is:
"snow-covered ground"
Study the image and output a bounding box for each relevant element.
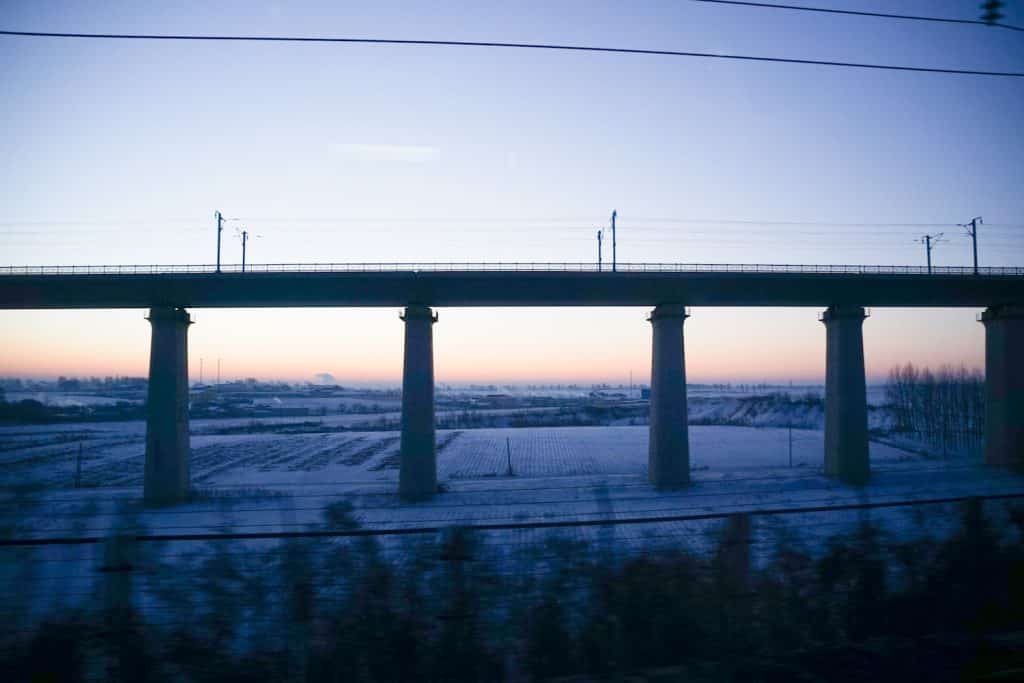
[3,418,1022,629]
[0,380,1012,565]
[3,391,142,406]
[2,421,1020,539]
[0,422,915,492]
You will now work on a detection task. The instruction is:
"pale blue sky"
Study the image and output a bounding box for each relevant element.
[1,1,1022,383]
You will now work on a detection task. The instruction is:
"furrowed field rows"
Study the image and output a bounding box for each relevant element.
[1,424,935,494]
[0,430,145,488]
[440,427,657,480]
[190,433,401,483]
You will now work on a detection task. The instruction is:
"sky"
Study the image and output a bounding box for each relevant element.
[1,1,1022,384]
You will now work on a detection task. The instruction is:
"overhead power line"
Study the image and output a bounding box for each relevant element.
[689,0,1024,32]
[1,30,1022,78]
[2,492,1021,547]
[1,216,1022,229]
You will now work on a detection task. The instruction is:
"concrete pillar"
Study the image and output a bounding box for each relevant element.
[648,304,690,488]
[143,307,192,506]
[399,305,438,500]
[821,306,869,485]
[981,305,1024,467]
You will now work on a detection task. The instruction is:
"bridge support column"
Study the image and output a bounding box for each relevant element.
[821,306,869,485]
[981,305,1024,467]
[144,307,192,506]
[399,305,438,501]
[648,304,690,488]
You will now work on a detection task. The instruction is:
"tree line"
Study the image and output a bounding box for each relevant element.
[885,363,984,456]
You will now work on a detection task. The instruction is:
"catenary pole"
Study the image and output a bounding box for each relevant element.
[241,230,248,272]
[611,210,617,272]
[919,232,944,274]
[968,217,981,275]
[215,211,224,273]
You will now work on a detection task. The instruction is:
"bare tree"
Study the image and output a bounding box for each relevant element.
[884,363,984,456]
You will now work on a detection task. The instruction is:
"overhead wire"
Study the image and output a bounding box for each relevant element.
[1,459,996,508]
[4,217,1019,227]
[1,217,1020,232]
[2,490,1020,546]
[688,0,1024,33]
[9,470,1013,523]
[1,30,1021,78]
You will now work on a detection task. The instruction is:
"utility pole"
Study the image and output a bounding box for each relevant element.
[596,229,603,271]
[611,210,617,272]
[215,211,224,273]
[200,358,204,385]
[960,217,982,275]
[919,232,944,274]
[236,228,259,273]
[241,230,248,272]
[217,358,221,388]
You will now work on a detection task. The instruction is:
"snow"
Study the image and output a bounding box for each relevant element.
[2,382,1020,603]
[2,420,1020,541]
[3,391,142,406]
[3,416,1022,630]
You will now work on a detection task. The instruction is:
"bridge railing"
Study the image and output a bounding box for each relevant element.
[1,262,1023,276]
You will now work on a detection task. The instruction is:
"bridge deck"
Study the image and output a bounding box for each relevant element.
[1,263,1023,309]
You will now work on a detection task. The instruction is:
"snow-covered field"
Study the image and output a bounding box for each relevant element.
[0,421,919,492]
[4,391,142,406]
[3,417,1022,632]
[0,378,1015,572]
[2,421,1020,539]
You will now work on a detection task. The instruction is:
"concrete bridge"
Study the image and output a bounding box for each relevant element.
[2,262,1022,504]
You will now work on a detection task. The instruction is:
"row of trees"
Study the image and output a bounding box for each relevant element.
[885,363,985,455]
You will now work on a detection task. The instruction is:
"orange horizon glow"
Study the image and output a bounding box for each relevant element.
[0,307,985,386]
